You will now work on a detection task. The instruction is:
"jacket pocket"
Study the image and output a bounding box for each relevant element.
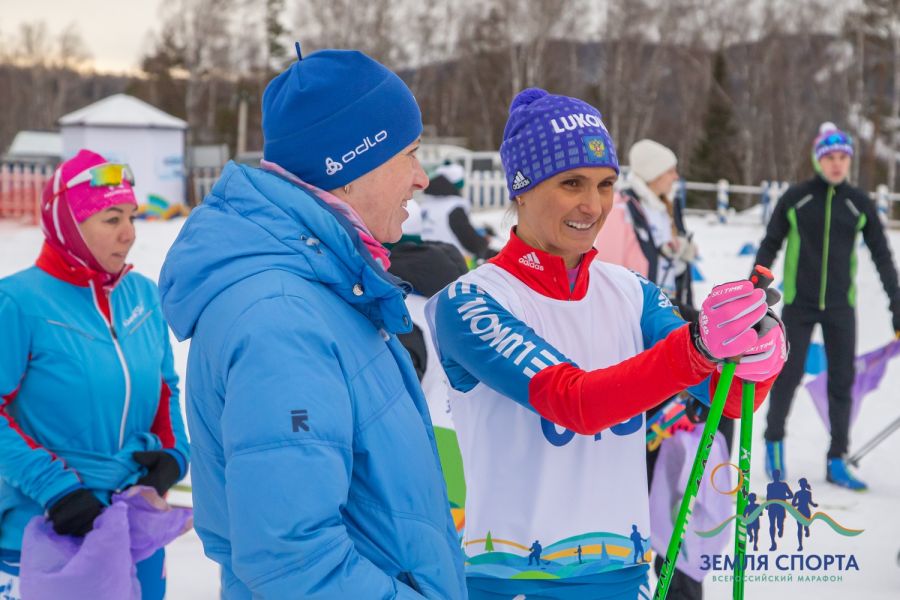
[45,319,95,340]
[123,309,153,337]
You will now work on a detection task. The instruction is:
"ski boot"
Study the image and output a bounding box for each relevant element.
[826,457,867,491]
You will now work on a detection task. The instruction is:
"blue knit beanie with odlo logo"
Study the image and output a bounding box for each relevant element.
[262,44,422,190]
[500,88,618,197]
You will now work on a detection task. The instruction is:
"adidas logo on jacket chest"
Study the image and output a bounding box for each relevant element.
[518,252,544,271]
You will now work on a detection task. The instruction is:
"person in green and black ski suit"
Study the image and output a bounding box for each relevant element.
[755,122,900,490]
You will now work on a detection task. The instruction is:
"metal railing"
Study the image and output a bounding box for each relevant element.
[678,179,899,224]
[184,161,900,225]
[0,162,53,225]
[9,147,900,225]
[419,145,900,222]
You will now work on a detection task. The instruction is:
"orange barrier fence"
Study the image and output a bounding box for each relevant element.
[0,163,54,225]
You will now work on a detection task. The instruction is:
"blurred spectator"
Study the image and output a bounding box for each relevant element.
[421,163,496,264]
[595,139,698,320]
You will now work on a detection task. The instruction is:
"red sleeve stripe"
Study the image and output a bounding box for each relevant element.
[1,387,60,459]
[528,325,716,435]
[150,380,176,449]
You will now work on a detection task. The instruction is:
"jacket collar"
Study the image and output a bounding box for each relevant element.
[260,160,392,270]
[36,241,130,321]
[489,228,597,301]
[259,166,412,322]
[159,163,413,341]
[813,174,849,191]
[36,240,130,291]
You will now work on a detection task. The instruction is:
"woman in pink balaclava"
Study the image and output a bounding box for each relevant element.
[0,149,189,599]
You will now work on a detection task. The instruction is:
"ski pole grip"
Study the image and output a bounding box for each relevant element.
[725,265,775,364]
[750,264,774,336]
[750,264,773,291]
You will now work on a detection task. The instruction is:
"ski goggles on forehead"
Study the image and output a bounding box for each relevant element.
[53,163,135,195]
[821,132,851,146]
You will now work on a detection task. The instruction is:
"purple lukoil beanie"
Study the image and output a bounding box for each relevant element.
[499,88,618,197]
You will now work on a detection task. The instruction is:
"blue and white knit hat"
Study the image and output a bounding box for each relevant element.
[499,88,618,197]
[262,43,422,190]
[813,122,854,162]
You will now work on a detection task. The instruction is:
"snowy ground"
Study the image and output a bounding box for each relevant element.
[1,207,899,599]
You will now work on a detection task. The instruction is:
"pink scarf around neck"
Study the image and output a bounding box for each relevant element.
[260,160,391,270]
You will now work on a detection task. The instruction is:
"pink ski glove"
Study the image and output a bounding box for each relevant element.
[695,281,768,360]
[733,311,788,381]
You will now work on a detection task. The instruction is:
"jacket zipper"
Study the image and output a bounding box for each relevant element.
[89,280,132,449]
[819,186,834,311]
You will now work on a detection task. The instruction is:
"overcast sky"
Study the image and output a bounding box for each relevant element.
[1,0,163,73]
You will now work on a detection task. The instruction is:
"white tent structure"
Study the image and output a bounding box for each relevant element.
[59,94,188,206]
[3,130,62,164]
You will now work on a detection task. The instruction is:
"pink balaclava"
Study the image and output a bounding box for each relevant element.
[40,149,138,278]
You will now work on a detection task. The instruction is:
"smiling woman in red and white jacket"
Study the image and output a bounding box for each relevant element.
[427,89,787,600]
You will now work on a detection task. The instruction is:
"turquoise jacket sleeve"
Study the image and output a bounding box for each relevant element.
[0,291,83,508]
[221,294,425,599]
[636,274,711,405]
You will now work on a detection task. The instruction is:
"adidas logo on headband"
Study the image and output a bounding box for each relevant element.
[512,170,531,191]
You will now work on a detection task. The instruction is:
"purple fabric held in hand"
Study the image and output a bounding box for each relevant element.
[19,486,192,600]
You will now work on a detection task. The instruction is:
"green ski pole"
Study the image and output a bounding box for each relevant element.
[655,266,772,600]
[652,359,737,600]
[732,381,755,598]
[733,265,773,599]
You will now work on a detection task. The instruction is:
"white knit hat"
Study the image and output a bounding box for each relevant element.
[628,139,677,183]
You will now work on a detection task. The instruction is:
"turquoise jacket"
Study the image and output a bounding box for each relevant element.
[0,248,188,551]
[159,162,466,599]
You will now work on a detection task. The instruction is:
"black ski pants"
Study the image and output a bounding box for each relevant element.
[764,305,856,458]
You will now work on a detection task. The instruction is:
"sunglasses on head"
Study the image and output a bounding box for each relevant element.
[53,163,135,196]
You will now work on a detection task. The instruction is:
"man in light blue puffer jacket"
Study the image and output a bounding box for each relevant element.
[159,44,466,599]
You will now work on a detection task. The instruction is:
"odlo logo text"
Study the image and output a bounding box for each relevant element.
[325,130,389,175]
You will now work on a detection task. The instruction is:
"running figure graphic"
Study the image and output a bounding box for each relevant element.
[744,492,761,552]
[766,469,794,551]
[792,478,818,551]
